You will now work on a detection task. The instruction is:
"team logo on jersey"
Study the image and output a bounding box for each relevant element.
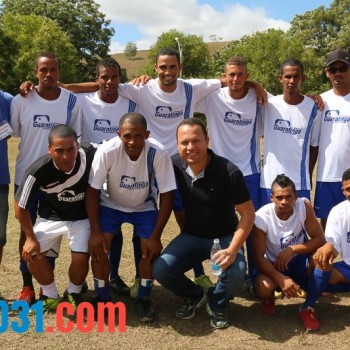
[224,112,252,126]
[324,110,350,123]
[155,106,183,119]
[33,115,60,130]
[93,119,119,133]
[57,190,84,202]
[274,119,301,135]
[119,175,148,190]
[280,229,306,249]
[347,232,350,243]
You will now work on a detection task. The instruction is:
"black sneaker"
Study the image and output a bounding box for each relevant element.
[176,294,206,320]
[135,298,155,322]
[206,303,229,329]
[90,295,112,321]
[63,290,82,313]
[110,276,130,296]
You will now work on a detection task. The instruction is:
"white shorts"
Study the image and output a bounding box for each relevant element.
[33,218,90,257]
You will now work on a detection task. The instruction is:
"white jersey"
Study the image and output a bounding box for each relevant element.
[260,95,320,190]
[255,197,308,262]
[10,88,82,185]
[78,92,137,143]
[118,78,221,155]
[196,87,261,176]
[316,89,350,182]
[89,136,176,212]
[325,200,350,264]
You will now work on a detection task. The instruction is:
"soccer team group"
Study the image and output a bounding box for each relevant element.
[0,46,350,331]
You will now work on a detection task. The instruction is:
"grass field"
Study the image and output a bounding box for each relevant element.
[2,137,350,350]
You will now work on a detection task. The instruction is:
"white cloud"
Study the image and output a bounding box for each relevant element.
[97,0,290,50]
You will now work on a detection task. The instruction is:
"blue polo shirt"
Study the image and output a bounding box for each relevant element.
[0,91,13,185]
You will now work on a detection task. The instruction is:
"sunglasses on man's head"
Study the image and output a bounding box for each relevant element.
[326,65,349,74]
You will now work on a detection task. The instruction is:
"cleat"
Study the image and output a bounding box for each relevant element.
[130,278,140,299]
[110,276,130,296]
[194,275,214,294]
[135,298,155,322]
[17,286,35,305]
[261,297,276,315]
[299,307,320,331]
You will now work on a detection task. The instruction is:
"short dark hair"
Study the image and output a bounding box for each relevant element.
[119,112,147,130]
[176,118,208,141]
[271,174,296,194]
[48,124,77,145]
[226,56,247,68]
[342,168,350,182]
[36,51,60,69]
[156,48,180,64]
[96,57,121,78]
[280,58,304,75]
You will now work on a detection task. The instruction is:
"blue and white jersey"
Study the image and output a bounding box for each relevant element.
[255,197,308,262]
[316,89,350,182]
[260,95,320,190]
[10,88,82,185]
[326,200,350,264]
[78,91,137,143]
[118,78,221,155]
[196,87,261,176]
[88,136,176,212]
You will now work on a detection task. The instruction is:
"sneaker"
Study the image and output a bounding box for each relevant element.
[130,278,140,299]
[194,275,214,294]
[176,294,206,320]
[30,295,60,314]
[135,298,155,322]
[17,286,35,305]
[63,290,82,312]
[261,297,276,315]
[110,276,130,296]
[299,307,320,331]
[206,303,229,329]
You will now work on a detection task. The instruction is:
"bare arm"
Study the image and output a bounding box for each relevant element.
[85,185,107,261]
[144,190,174,264]
[14,201,41,262]
[245,81,268,106]
[213,199,255,271]
[309,146,319,189]
[59,81,99,93]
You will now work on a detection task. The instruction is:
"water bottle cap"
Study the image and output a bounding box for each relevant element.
[213,238,219,243]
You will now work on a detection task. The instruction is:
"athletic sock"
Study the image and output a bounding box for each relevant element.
[109,233,123,281]
[41,281,59,299]
[67,281,83,294]
[303,268,331,309]
[137,279,153,299]
[94,278,110,302]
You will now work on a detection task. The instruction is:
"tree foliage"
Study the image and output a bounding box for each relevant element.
[1,0,115,81]
[142,29,211,79]
[124,42,137,59]
[0,24,19,93]
[0,13,78,94]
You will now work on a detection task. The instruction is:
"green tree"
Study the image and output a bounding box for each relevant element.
[0,24,19,93]
[1,13,78,94]
[142,29,211,79]
[1,0,115,81]
[124,42,137,59]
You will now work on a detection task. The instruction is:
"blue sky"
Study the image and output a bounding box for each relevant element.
[94,0,333,53]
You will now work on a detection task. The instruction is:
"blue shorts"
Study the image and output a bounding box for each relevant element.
[260,188,310,207]
[99,206,157,239]
[314,181,343,219]
[14,184,42,224]
[333,261,350,283]
[254,254,309,290]
[244,173,261,210]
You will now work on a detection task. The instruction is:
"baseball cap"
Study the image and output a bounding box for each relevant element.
[326,50,350,67]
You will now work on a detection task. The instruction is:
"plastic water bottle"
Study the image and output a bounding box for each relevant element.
[210,238,221,276]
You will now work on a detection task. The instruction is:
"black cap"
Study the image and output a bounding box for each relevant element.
[326,50,350,67]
